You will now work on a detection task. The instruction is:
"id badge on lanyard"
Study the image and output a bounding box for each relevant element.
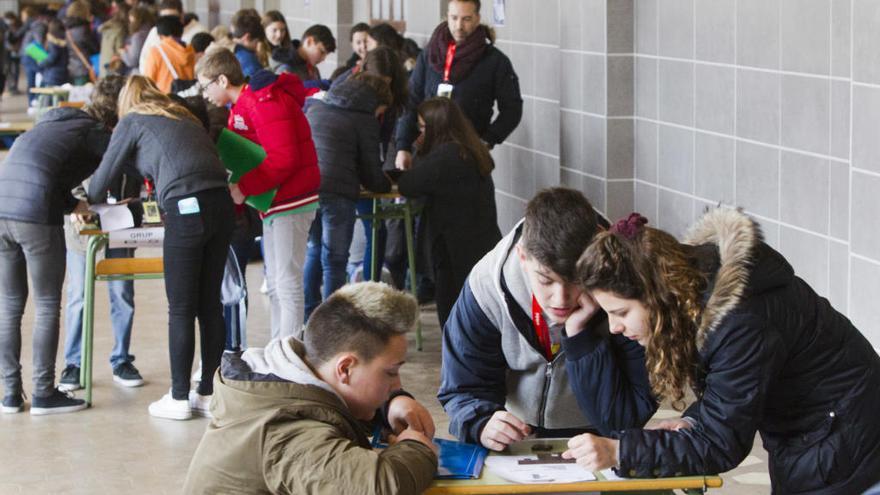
[142,178,162,225]
[437,42,456,98]
[532,295,561,361]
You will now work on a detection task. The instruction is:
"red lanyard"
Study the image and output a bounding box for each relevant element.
[443,42,456,82]
[143,178,154,198]
[532,295,554,361]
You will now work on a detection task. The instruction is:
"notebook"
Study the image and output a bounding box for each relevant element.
[25,42,49,64]
[433,438,488,480]
[216,129,277,212]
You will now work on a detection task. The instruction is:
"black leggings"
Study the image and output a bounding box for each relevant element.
[162,188,233,400]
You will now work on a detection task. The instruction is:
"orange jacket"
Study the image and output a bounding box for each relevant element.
[143,37,194,93]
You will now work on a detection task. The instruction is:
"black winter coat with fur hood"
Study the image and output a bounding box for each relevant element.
[571,208,880,494]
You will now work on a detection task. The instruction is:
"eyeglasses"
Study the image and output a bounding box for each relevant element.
[197,78,218,94]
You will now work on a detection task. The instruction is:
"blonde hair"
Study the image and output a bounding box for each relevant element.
[117,75,200,123]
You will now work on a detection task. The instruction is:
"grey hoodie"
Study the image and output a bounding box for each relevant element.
[306,77,391,201]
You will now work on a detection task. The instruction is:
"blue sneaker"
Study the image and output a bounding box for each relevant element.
[1,392,25,414]
[30,388,87,416]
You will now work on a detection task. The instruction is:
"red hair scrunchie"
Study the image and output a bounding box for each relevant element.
[610,212,648,240]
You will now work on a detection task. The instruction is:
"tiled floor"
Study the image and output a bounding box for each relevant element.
[0,93,771,494]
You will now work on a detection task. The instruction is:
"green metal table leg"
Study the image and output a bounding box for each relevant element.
[402,203,422,350]
[370,198,379,282]
[80,234,105,406]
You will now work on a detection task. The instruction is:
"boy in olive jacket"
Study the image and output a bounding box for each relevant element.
[184,282,438,494]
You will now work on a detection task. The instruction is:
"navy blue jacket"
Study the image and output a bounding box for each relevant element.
[438,219,652,444]
[39,40,69,86]
[580,209,880,494]
[395,45,522,152]
[235,44,262,78]
[0,108,109,225]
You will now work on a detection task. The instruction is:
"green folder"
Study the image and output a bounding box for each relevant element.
[216,128,277,212]
[25,42,49,64]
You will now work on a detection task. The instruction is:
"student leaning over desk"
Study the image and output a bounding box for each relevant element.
[0,77,122,415]
[87,75,233,421]
[565,210,880,494]
[183,282,438,495]
[397,97,501,327]
[437,188,656,452]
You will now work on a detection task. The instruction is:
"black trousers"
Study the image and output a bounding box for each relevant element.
[432,241,469,329]
[162,188,233,400]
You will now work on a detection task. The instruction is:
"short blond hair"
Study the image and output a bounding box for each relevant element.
[195,47,246,86]
[304,282,417,364]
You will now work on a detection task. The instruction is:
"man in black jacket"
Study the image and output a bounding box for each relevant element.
[394,0,522,170]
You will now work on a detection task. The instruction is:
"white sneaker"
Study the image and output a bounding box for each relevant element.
[188,390,213,418]
[148,391,192,420]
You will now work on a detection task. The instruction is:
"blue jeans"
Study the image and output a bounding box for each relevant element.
[23,57,38,104]
[355,198,387,281]
[303,195,357,321]
[64,248,135,369]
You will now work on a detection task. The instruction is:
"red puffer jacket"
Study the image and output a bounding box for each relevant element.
[229,70,320,216]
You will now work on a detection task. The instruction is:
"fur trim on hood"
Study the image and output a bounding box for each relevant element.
[683,208,763,349]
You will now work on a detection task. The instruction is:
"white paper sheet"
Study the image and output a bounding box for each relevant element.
[484,454,596,484]
[89,203,134,231]
[108,227,164,248]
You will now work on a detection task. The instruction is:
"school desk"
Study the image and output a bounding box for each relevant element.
[0,121,34,136]
[29,86,70,114]
[426,471,723,494]
[359,188,425,350]
[79,229,164,405]
[426,437,722,495]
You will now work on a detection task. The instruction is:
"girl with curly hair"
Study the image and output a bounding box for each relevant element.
[564,209,880,494]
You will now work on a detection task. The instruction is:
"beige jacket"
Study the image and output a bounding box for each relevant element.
[183,338,437,495]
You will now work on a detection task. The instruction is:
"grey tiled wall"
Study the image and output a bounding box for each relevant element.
[633,0,880,347]
[196,0,879,348]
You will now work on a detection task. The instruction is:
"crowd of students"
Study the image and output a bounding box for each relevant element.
[0,0,879,493]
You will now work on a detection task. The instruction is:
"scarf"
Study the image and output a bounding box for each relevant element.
[426,21,490,84]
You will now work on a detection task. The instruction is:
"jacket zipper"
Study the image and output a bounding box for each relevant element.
[537,357,555,429]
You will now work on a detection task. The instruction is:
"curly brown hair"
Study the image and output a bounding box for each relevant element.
[578,223,706,410]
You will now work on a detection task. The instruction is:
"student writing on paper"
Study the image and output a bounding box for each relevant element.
[197,48,320,341]
[0,76,121,415]
[437,188,656,452]
[397,97,501,327]
[87,76,233,421]
[565,211,880,492]
[184,282,438,495]
[60,75,146,393]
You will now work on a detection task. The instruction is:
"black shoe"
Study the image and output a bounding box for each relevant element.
[1,392,26,414]
[112,362,144,388]
[58,364,82,392]
[30,388,87,415]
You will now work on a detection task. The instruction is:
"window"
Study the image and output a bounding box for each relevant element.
[368,0,406,32]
